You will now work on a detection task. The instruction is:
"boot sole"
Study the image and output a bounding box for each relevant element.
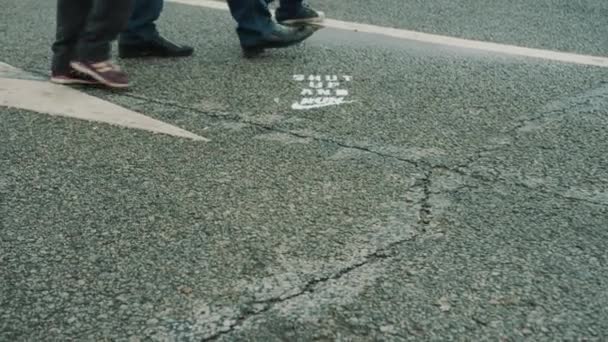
[241,29,316,58]
[118,48,194,59]
[277,11,326,26]
[279,18,325,26]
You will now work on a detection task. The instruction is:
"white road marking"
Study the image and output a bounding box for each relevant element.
[167,0,608,68]
[0,62,41,80]
[0,62,19,72]
[291,100,355,110]
[0,65,208,141]
[169,0,228,10]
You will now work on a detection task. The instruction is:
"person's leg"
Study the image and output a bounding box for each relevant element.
[278,0,302,11]
[275,0,324,25]
[70,0,134,88]
[227,0,275,44]
[118,0,193,58]
[120,0,163,44]
[50,0,98,84]
[226,0,316,57]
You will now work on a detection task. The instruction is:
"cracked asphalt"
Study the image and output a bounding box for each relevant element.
[2,0,608,340]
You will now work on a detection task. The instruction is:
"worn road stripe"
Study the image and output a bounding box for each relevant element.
[167,0,608,68]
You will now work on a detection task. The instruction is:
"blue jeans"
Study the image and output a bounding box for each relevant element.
[121,0,304,46]
[227,0,304,46]
[120,0,163,45]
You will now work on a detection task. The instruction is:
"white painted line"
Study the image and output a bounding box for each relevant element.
[0,62,41,80]
[0,62,19,73]
[0,77,208,141]
[167,0,608,68]
[169,0,227,10]
[323,19,608,68]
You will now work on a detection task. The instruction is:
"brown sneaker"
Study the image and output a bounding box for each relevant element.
[70,60,130,88]
[50,69,99,85]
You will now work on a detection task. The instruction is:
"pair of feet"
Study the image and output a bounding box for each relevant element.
[50,4,324,88]
[116,4,325,59]
[50,36,195,89]
[117,3,325,59]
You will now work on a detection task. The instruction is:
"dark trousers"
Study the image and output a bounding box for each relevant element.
[120,0,164,45]
[51,0,134,73]
[272,0,304,10]
[226,0,303,46]
[117,0,305,48]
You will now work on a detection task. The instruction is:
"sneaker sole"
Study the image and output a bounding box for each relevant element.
[70,62,130,89]
[50,77,98,85]
[241,29,316,58]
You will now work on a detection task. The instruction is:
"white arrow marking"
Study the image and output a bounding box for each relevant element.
[0,64,208,141]
[167,0,608,68]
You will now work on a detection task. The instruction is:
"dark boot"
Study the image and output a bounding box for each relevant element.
[119,0,193,58]
[275,2,325,25]
[240,22,316,58]
[119,36,194,58]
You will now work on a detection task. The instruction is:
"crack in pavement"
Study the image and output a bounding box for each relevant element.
[12,73,604,338]
[122,91,605,203]
[178,178,434,341]
[515,181,608,208]
[416,171,433,229]
[201,234,417,341]
[19,66,608,193]
[431,83,608,208]
[452,166,608,208]
[2,77,457,341]
[505,80,608,136]
[188,170,443,340]
[119,93,425,169]
[2,51,606,342]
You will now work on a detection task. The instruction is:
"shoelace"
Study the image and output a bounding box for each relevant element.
[91,61,121,73]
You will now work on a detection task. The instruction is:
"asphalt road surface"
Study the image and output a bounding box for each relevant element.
[1,0,608,340]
